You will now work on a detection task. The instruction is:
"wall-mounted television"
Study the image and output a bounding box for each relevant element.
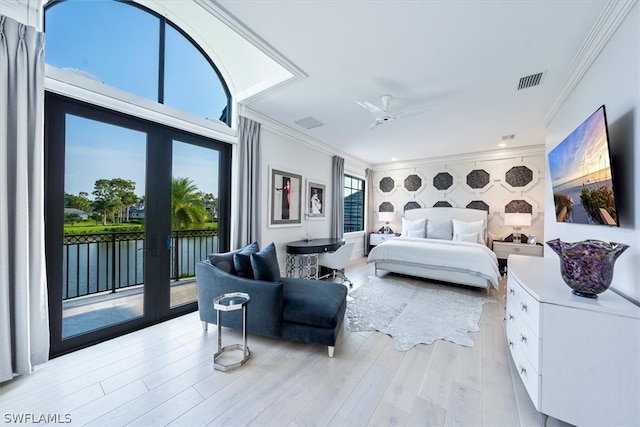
[548,105,620,226]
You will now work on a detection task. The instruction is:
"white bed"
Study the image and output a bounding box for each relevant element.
[367,207,500,291]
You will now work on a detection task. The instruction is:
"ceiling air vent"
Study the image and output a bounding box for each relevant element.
[517,72,544,90]
[295,116,324,130]
[501,134,516,141]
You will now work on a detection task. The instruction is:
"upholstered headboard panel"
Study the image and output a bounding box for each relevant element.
[404,207,489,245]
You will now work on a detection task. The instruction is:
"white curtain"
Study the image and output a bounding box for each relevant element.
[0,15,49,383]
[363,168,373,254]
[234,116,261,248]
[331,155,344,239]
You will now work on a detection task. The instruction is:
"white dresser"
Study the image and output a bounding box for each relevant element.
[506,255,640,426]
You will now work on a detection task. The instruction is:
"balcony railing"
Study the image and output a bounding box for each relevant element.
[62,229,218,300]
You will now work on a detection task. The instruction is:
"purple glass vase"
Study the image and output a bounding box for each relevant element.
[546,239,629,298]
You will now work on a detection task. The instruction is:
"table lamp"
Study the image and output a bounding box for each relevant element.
[378,212,395,234]
[504,213,531,243]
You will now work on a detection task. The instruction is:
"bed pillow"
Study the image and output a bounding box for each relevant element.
[250,242,281,282]
[452,219,486,244]
[426,219,453,240]
[401,217,426,238]
[454,232,480,243]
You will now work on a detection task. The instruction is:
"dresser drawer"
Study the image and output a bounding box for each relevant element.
[515,313,541,372]
[515,349,541,410]
[508,275,541,334]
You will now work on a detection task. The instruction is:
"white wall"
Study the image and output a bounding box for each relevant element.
[253,122,369,272]
[545,2,639,303]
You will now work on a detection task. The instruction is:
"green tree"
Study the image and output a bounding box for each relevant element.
[172,177,208,229]
[200,192,218,222]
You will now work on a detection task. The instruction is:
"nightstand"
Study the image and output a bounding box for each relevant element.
[368,232,397,254]
[492,241,543,274]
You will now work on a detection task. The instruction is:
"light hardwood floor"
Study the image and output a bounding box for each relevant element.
[0,258,572,427]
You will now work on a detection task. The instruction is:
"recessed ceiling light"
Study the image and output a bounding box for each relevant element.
[391,157,397,161]
[498,142,507,148]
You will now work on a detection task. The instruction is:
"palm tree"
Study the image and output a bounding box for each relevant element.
[171,177,208,229]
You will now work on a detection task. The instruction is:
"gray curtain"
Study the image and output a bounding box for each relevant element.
[331,155,344,239]
[363,168,373,254]
[0,15,49,382]
[234,116,261,248]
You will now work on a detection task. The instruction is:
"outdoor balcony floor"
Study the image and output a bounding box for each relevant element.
[62,279,197,338]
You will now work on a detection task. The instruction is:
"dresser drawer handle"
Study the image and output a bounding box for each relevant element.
[519,365,527,376]
[508,340,514,348]
[520,302,527,312]
[508,314,514,321]
[514,247,521,252]
[519,333,527,343]
[508,287,515,295]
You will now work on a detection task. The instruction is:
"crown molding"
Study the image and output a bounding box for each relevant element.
[239,106,371,172]
[195,0,307,80]
[370,145,546,172]
[544,0,637,125]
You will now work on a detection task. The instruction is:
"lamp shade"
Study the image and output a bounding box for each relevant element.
[504,213,531,227]
[378,212,395,223]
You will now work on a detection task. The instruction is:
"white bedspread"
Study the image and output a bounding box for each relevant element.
[367,237,501,289]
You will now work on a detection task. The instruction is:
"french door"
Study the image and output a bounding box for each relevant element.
[45,94,231,356]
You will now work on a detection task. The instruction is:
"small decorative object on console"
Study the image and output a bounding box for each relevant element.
[546,238,629,298]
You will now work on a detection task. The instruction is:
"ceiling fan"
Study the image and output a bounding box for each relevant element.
[355,94,431,129]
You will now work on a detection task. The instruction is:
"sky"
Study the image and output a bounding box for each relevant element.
[64,114,220,198]
[547,106,612,187]
[46,0,228,199]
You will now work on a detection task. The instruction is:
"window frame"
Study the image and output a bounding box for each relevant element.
[343,173,366,235]
[43,0,232,126]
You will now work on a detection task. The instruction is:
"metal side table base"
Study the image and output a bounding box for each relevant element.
[213,292,251,372]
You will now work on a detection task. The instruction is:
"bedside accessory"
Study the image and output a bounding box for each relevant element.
[504,213,531,243]
[378,211,395,234]
[546,238,629,298]
[527,235,537,245]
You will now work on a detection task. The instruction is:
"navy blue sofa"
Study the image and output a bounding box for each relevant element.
[195,243,348,357]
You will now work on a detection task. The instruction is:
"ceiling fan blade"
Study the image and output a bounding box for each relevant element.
[392,104,432,119]
[354,98,382,113]
[368,120,383,130]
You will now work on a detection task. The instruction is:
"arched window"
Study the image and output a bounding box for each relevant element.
[44,0,231,124]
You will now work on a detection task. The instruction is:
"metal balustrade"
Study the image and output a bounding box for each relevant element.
[62,229,218,300]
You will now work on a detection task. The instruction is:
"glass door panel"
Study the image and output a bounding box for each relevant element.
[169,140,220,309]
[62,114,147,338]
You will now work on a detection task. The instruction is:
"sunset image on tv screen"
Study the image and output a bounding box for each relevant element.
[548,106,618,226]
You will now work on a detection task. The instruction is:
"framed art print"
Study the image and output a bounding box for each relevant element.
[307,180,326,219]
[269,167,302,227]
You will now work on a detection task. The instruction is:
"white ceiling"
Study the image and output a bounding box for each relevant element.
[213,0,610,165]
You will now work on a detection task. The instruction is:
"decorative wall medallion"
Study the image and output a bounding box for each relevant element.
[378,201,395,212]
[433,172,453,190]
[466,200,490,212]
[379,177,395,193]
[505,166,533,187]
[505,199,533,213]
[466,169,490,189]
[404,174,423,192]
[404,201,422,211]
[433,201,453,208]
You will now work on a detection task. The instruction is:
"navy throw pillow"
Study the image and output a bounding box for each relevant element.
[250,242,281,282]
[207,251,238,274]
[233,241,260,278]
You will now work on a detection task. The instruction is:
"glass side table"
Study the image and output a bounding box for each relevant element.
[213,292,251,371]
